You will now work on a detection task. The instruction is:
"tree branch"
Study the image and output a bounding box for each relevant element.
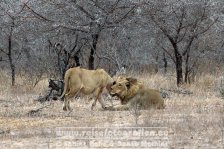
[161,46,176,63]
[57,24,89,33]
[70,33,79,53]
[182,36,195,56]
[113,5,136,24]
[174,8,185,42]
[89,0,109,14]
[0,48,8,55]
[195,18,218,36]
[24,3,54,22]
[76,4,95,20]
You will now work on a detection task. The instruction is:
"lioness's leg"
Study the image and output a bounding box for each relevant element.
[92,87,105,110]
[63,94,73,111]
[63,95,69,111]
[63,87,81,111]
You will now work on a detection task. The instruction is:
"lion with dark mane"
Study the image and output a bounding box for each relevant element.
[109,77,165,110]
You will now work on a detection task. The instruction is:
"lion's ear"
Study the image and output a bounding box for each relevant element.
[125,82,131,89]
[126,77,137,84]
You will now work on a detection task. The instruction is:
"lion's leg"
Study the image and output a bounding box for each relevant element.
[157,101,165,109]
[92,88,105,110]
[108,95,114,108]
[104,94,113,108]
[108,105,129,111]
[98,97,106,109]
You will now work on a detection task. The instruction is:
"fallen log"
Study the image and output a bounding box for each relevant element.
[37,79,64,103]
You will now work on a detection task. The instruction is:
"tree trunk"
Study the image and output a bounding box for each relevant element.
[8,35,15,86]
[184,53,190,84]
[184,37,194,84]
[173,44,183,86]
[184,71,189,84]
[74,54,80,67]
[57,52,67,80]
[89,48,94,70]
[166,35,183,86]
[72,34,81,67]
[57,54,64,80]
[163,52,167,74]
[175,54,183,86]
[89,34,99,70]
[155,53,159,73]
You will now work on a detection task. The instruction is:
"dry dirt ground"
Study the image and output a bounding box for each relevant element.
[0,92,223,149]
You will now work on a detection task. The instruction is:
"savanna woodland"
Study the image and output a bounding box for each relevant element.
[0,0,224,148]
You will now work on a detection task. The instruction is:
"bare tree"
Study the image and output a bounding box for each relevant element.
[0,0,223,87]
[0,1,28,86]
[143,0,218,86]
[48,34,88,80]
[70,0,137,69]
[22,0,138,75]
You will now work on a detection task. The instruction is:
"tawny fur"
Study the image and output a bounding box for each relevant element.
[110,77,165,110]
[60,67,113,111]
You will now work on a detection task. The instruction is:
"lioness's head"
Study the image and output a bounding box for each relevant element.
[110,77,139,104]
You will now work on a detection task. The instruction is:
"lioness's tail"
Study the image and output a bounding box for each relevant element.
[60,70,71,99]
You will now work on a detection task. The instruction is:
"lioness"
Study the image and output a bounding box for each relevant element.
[60,67,113,111]
[110,77,165,110]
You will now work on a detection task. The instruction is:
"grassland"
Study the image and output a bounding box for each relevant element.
[0,71,223,148]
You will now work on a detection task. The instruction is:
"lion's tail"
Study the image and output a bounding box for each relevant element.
[60,70,71,99]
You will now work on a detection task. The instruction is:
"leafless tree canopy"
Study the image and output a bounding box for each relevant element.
[0,0,223,86]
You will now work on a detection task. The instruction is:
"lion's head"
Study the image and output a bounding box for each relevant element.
[110,77,142,104]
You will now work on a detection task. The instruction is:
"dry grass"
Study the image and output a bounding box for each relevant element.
[0,71,223,148]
